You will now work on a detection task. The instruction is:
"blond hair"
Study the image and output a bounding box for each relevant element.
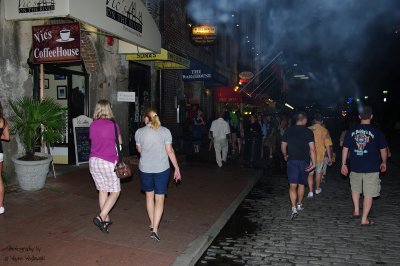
[145,108,161,130]
[93,99,114,119]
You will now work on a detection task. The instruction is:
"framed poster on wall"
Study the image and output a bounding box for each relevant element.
[57,86,67,99]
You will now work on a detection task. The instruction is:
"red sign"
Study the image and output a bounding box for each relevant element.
[32,22,81,64]
[215,87,242,103]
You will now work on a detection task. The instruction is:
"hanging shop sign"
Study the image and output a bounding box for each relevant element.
[215,87,242,103]
[4,0,161,53]
[239,71,254,80]
[126,48,190,69]
[191,25,217,46]
[32,22,81,64]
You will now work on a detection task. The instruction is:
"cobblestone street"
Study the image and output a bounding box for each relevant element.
[198,161,400,265]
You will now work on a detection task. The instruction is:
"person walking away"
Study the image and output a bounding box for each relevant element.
[261,116,269,159]
[0,101,10,215]
[135,108,181,241]
[258,115,267,158]
[192,109,205,153]
[247,114,262,135]
[341,106,387,225]
[236,110,243,156]
[307,114,333,197]
[89,100,121,233]
[229,110,240,156]
[278,115,288,173]
[266,115,277,159]
[281,112,316,220]
[210,112,231,167]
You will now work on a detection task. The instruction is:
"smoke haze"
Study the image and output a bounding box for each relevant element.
[187,0,400,107]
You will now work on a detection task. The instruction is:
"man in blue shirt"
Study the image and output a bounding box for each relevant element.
[341,106,388,225]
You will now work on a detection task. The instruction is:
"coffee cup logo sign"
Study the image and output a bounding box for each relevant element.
[32,22,81,64]
[57,28,74,42]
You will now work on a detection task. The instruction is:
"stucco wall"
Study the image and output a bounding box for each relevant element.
[0,2,39,184]
[0,0,130,185]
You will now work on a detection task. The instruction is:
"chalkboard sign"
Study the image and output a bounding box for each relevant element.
[73,115,93,166]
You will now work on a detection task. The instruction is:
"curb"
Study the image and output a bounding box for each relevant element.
[172,170,262,266]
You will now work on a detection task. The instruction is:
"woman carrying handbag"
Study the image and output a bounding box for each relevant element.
[89,99,121,233]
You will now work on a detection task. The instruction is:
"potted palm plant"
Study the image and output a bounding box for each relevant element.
[8,97,67,191]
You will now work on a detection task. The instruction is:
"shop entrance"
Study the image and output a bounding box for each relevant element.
[40,63,89,164]
[128,62,151,155]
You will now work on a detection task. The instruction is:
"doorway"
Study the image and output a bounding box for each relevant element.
[40,63,89,164]
[128,62,151,155]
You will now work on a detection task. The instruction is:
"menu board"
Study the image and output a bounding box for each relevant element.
[72,115,93,166]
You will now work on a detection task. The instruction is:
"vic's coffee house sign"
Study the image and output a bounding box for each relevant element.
[106,0,143,36]
[32,22,81,64]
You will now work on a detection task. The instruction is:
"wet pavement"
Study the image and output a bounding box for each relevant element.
[197,160,400,265]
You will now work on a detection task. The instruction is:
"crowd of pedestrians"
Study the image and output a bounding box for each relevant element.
[281,106,388,224]
[188,104,389,225]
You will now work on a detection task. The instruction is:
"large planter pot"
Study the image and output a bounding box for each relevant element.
[11,152,53,191]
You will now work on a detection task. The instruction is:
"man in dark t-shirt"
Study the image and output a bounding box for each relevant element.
[341,106,387,225]
[281,112,316,220]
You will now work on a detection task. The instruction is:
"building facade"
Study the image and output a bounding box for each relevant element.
[0,0,237,184]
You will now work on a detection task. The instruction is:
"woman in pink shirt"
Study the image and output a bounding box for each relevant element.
[89,99,122,233]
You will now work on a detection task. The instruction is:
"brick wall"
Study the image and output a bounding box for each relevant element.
[160,0,214,136]
[80,31,98,74]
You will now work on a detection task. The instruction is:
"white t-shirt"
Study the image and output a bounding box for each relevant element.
[210,118,230,140]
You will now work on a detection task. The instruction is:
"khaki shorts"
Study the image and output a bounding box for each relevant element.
[350,172,381,197]
[309,161,324,175]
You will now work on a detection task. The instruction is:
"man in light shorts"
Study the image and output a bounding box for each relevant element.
[341,106,387,225]
[210,112,231,167]
[307,114,333,197]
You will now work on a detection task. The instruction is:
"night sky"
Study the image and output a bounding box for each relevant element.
[187,0,400,112]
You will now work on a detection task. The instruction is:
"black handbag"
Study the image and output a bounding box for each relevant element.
[112,120,132,179]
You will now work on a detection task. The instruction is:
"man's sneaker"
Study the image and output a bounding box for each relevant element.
[297,204,304,211]
[0,206,4,215]
[307,192,314,198]
[291,207,298,220]
[315,188,322,194]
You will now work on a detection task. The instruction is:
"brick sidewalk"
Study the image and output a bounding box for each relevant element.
[0,161,259,266]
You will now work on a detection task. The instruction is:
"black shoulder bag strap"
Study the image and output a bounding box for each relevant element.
[112,120,123,163]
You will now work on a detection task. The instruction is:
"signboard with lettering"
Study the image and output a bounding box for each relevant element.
[182,57,212,81]
[4,0,69,20]
[191,25,217,46]
[4,0,161,53]
[126,48,190,69]
[117,92,136,102]
[32,22,81,64]
[72,115,93,166]
[215,87,242,103]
